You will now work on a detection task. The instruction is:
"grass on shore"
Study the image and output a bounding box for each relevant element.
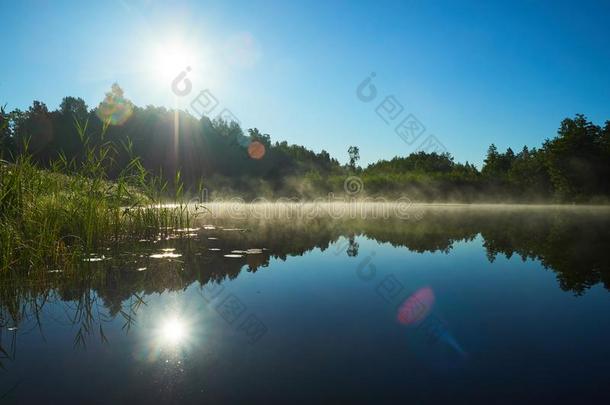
[0,120,199,274]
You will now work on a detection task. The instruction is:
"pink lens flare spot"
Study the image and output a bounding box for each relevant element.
[248,141,266,160]
[397,287,435,325]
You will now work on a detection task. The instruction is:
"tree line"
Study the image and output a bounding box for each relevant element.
[1,84,609,202]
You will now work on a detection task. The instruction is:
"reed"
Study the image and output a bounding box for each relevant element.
[0,118,200,274]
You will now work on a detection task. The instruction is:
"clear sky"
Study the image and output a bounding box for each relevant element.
[1,0,609,166]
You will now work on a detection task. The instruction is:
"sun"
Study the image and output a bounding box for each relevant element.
[136,33,218,98]
[152,42,195,81]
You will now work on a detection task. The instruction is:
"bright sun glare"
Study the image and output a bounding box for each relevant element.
[160,317,187,345]
[152,43,194,81]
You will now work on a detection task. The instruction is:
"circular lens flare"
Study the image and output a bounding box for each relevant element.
[248,141,266,160]
[96,84,133,126]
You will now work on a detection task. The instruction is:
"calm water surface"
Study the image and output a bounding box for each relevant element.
[1,206,609,404]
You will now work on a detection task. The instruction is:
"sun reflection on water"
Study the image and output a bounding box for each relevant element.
[133,311,199,370]
[154,315,191,350]
[160,317,187,345]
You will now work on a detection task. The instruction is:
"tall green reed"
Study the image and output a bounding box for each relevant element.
[0,117,199,274]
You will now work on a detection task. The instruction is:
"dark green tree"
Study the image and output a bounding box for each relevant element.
[348,145,360,170]
[542,114,606,200]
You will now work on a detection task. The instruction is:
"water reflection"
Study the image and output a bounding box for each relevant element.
[1,207,609,330]
[0,206,609,401]
[158,316,188,346]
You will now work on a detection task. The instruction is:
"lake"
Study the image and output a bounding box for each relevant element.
[1,205,609,404]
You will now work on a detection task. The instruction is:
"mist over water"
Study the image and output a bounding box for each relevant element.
[1,204,609,403]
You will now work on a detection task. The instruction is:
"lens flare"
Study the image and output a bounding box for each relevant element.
[248,141,266,160]
[96,84,133,126]
[223,32,261,68]
[397,287,435,325]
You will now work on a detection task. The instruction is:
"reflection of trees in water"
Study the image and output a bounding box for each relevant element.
[0,207,608,348]
[350,207,610,294]
[477,209,610,294]
[346,235,359,257]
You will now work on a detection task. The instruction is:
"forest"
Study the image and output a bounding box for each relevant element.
[1,84,609,202]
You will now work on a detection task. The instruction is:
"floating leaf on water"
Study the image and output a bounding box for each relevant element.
[84,255,106,262]
[47,269,63,273]
[176,227,200,232]
[208,248,221,251]
[223,254,243,258]
[207,237,218,240]
[246,249,263,254]
[231,250,247,254]
[136,267,147,271]
[8,326,18,331]
[204,225,216,230]
[161,248,176,252]
[150,252,182,259]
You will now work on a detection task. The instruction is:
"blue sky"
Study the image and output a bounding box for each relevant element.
[1,0,609,166]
